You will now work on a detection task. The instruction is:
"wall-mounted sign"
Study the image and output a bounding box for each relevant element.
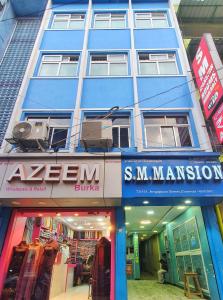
[212,102,223,144]
[192,34,223,119]
[122,158,223,198]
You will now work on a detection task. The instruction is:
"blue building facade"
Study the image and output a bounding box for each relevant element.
[0,0,223,299]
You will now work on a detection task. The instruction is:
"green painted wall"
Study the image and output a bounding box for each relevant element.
[158,207,218,299]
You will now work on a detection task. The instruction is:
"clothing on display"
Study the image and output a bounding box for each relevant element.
[91,237,111,300]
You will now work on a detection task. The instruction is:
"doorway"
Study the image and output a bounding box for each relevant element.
[0,208,115,300]
[125,205,214,300]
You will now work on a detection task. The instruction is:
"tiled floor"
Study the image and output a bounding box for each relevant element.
[50,285,89,300]
[128,279,205,300]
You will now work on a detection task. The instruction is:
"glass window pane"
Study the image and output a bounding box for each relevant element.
[110,63,127,75]
[152,18,168,28]
[166,117,177,125]
[111,20,125,28]
[54,14,69,19]
[140,62,158,75]
[50,128,68,149]
[112,127,119,147]
[39,63,58,76]
[112,117,129,125]
[109,55,126,62]
[95,20,109,28]
[162,127,176,147]
[90,63,108,76]
[135,19,152,28]
[59,63,78,76]
[150,54,168,61]
[159,61,178,74]
[175,127,192,147]
[69,20,84,29]
[52,20,67,29]
[146,127,162,147]
[176,116,188,124]
[144,117,165,125]
[43,56,61,62]
[120,127,129,147]
[166,116,188,125]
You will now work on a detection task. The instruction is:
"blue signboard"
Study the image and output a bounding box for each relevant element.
[122,154,223,205]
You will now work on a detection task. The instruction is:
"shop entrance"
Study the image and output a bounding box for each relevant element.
[0,208,114,300]
[125,205,215,300]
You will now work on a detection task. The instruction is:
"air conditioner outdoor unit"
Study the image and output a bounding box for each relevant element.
[6,121,49,151]
[80,120,113,148]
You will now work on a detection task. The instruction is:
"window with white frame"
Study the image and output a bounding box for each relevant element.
[38,55,79,77]
[26,116,70,150]
[51,14,85,29]
[144,115,192,148]
[86,116,130,148]
[94,13,126,29]
[90,54,128,76]
[138,53,178,75]
[135,12,169,28]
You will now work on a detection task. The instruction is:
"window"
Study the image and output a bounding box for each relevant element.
[138,53,178,75]
[90,54,128,76]
[86,116,130,148]
[38,55,79,77]
[144,115,192,148]
[26,116,70,150]
[51,14,85,29]
[94,13,126,29]
[135,12,169,28]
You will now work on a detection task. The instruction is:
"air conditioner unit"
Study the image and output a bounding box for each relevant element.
[6,121,49,151]
[80,120,113,148]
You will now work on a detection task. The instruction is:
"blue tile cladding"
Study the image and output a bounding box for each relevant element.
[0,18,42,146]
[22,79,79,109]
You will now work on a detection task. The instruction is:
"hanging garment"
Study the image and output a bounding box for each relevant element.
[15,242,43,300]
[91,237,111,300]
[31,240,59,300]
[1,241,29,300]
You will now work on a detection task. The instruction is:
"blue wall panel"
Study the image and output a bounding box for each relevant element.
[23,79,78,109]
[81,78,134,108]
[40,30,85,50]
[132,1,168,9]
[137,77,193,108]
[53,4,88,11]
[88,29,131,50]
[93,3,129,9]
[134,28,178,49]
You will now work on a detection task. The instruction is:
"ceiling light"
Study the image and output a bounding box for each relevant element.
[67,218,74,222]
[143,234,147,237]
[74,213,79,216]
[56,213,61,217]
[141,237,144,240]
[90,226,94,229]
[73,222,78,226]
[125,222,130,225]
[92,201,99,204]
[38,201,46,205]
[124,206,132,210]
[162,221,168,225]
[12,201,19,205]
[140,226,145,229]
[86,222,91,226]
[97,218,103,222]
[185,200,192,204]
[100,222,106,226]
[147,210,154,215]
[140,220,151,225]
[153,230,158,233]
[38,213,43,217]
[77,226,83,230]
[177,206,186,210]
[143,201,149,204]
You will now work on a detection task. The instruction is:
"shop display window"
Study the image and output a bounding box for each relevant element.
[0,210,113,300]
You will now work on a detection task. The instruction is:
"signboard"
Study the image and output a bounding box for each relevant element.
[0,157,121,202]
[192,35,223,119]
[212,102,223,144]
[122,158,223,198]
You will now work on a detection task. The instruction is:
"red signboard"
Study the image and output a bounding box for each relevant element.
[212,102,223,144]
[192,36,223,119]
